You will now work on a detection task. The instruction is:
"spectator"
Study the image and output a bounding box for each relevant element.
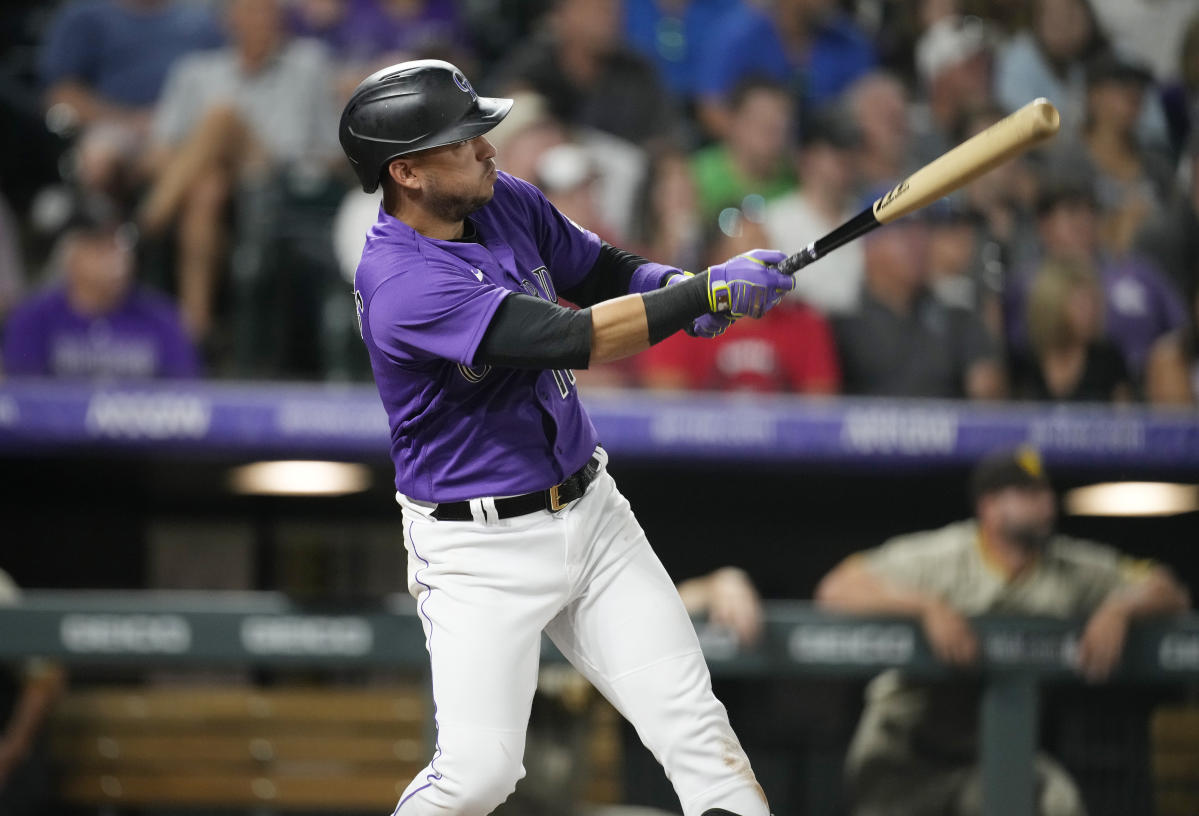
[1144,210,1199,403]
[1074,55,1175,256]
[2,207,198,380]
[39,0,223,200]
[493,0,677,145]
[1009,259,1133,402]
[534,143,622,244]
[638,226,840,394]
[628,146,704,274]
[677,566,763,648]
[620,0,741,104]
[489,98,647,247]
[833,219,1005,399]
[1005,180,1189,381]
[911,15,997,166]
[0,194,24,325]
[1087,0,1197,86]
[693,0,876,137]
[288,0,472,101]
[137,0,342,340]
[0,568,67,816]
[1144,284,1198,406]
[924,205,1001,338]
[993,0,1108,138]
[955,104,1042,290]
[763,106,865,315]
[993,0,1169,147]
[1135,130,1199,336]
[691,78,796,223]
[290,0,467,67]
[846,72,913,195]
[1159,13,1199,153]
[816,447,1191,816]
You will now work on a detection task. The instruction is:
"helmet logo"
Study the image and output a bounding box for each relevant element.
[452,71,478,101]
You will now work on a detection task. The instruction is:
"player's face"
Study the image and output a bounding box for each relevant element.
[412,136,499,223]
[983,486,1056,552]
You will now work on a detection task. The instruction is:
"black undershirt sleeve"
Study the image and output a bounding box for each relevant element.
[474,294,593,369]
[475,272,713,370]
[561,242,658,307]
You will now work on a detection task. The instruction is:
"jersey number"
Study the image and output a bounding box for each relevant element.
[521,267,575,399]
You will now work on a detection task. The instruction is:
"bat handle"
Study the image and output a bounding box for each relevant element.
[778,242,818,276]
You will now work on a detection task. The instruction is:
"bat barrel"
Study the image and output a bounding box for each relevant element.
[775,98,1060,277]
[871,97,1060,225]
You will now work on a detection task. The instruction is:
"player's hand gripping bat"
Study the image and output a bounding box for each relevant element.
[777,98,1061,276]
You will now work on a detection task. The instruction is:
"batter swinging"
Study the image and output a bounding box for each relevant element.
[339,60,793,816]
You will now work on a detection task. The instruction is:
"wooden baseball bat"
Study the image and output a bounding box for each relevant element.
[777,98,1060,276]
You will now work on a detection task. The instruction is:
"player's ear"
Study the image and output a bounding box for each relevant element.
[387,158,422,192]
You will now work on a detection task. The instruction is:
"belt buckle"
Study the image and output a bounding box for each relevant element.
[548,483,565,511]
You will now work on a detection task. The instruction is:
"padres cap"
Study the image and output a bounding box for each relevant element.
[339,59,513,193]
[970,446,1052,502]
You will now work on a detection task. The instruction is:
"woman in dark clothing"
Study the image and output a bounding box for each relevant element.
[1009,259,1134,402]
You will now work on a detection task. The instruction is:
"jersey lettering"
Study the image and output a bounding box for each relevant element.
[353,289,364,340]
[458,363,492,383]
[521,266,558,303]
[521,267,573,399]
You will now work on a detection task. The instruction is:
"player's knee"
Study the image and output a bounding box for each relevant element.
[438,739,526,815]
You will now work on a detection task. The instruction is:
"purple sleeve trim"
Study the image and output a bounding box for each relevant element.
[629,261,682,295]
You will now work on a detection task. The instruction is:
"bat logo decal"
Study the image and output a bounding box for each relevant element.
[874,179,910,216]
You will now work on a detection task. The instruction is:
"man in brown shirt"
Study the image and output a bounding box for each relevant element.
[816,447,1190,816]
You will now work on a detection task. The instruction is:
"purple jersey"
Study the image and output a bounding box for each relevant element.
[356,172,611,502]
[2,285,199,380]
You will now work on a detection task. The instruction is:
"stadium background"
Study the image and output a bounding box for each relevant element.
[0,0,1197,814]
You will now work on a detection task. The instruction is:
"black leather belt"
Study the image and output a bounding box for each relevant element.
[431,454,602,521]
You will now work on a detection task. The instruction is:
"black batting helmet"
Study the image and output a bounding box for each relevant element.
[339,60,513,193]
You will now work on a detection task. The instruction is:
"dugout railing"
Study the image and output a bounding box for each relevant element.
[1,593,1196,816]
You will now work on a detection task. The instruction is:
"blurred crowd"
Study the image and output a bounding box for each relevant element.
[1,0,1198,405]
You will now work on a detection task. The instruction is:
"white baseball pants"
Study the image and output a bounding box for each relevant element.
[391,455,768,816]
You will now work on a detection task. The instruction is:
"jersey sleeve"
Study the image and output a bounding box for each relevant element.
[366,265,510,367]
[501,174,602,293]
[955,307,999,374]
[1052,538,1156,614]
[862,528,962,597]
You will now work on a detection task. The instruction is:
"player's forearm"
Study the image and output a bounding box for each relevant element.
[815,558,938,617]
[591,272,711,363]
[589,295,651,364]
[1099,569,1191,620]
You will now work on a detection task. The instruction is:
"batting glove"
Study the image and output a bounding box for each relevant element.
[665,272,737,337]
[706,248,794,319]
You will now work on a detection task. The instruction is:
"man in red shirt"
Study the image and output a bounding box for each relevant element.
[638,297,840,393]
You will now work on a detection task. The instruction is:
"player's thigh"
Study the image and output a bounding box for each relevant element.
[555,471,703,673]
[402,514,567,730]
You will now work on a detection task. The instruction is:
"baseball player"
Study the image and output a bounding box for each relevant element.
[339,60,793,816]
